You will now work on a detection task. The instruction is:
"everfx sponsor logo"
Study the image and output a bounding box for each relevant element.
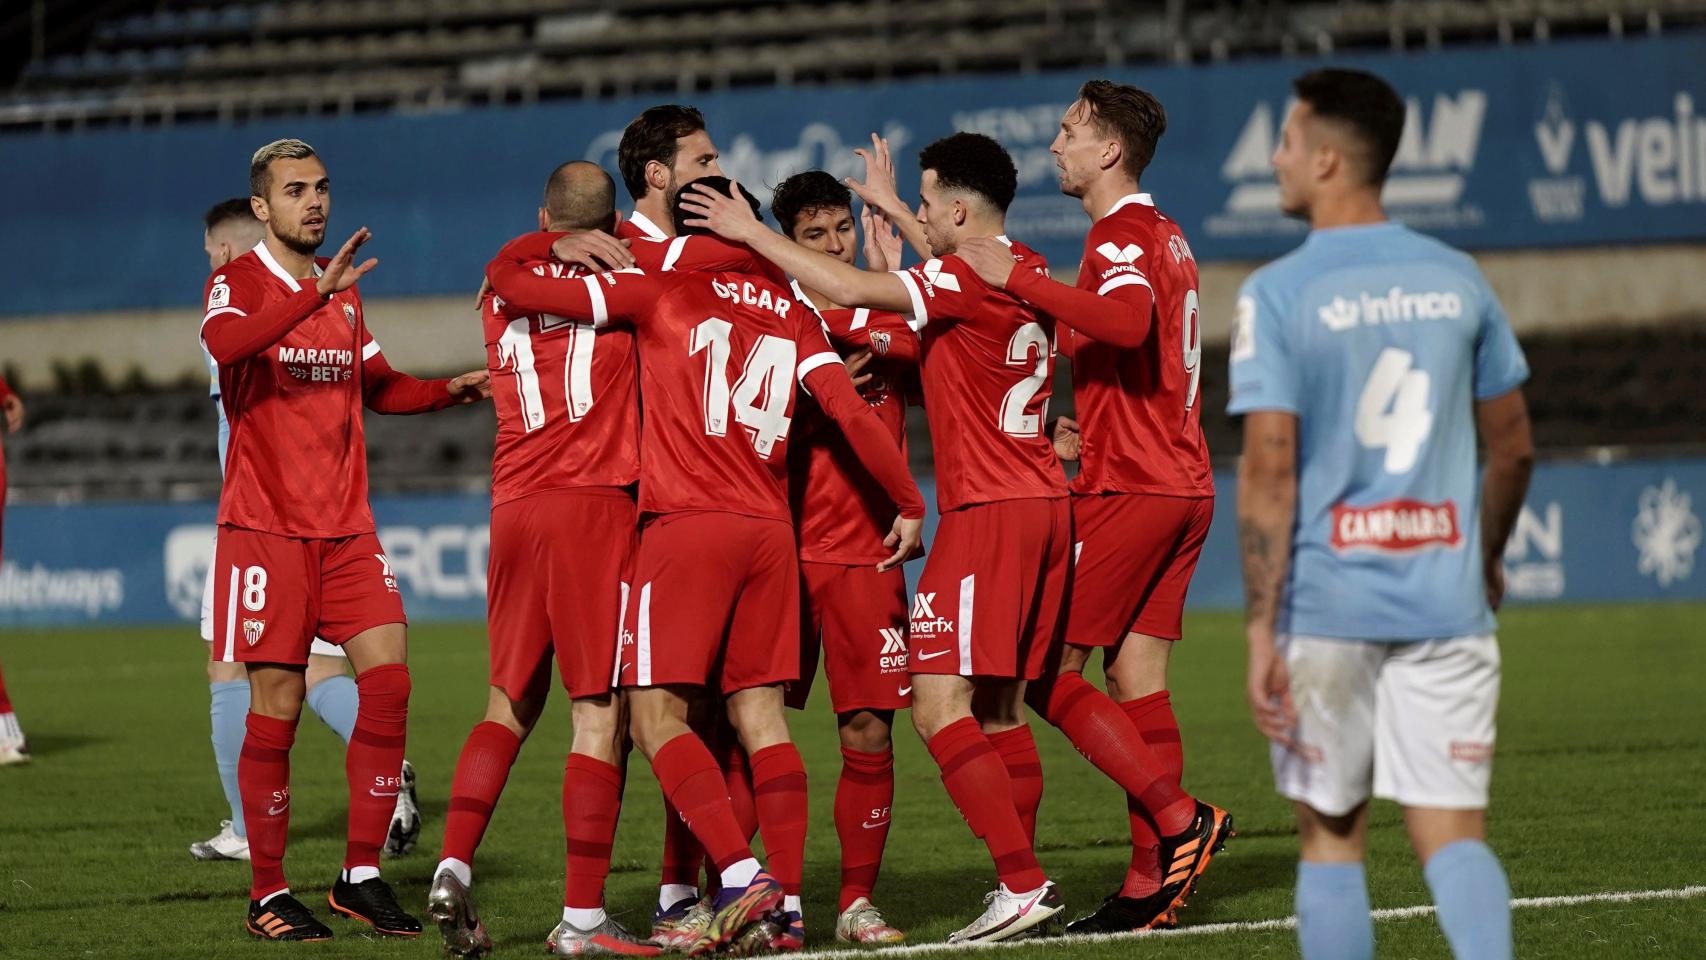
[909,592,953,636]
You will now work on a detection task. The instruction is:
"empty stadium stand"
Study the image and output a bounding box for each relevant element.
[4,0,1706,130]
[5,322,1703,502]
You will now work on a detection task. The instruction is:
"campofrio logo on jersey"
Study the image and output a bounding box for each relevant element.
[1329,499,1462,554]
[1208,90,1487,239]
[1528,88,1706,224]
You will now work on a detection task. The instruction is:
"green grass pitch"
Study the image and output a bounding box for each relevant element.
[1,604,1702,958]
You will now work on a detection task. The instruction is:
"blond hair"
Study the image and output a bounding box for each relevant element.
[249,138,318,198]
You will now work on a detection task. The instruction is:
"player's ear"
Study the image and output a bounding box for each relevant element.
[1102,137,1123,174]
[249,194,267,224]
[537,207,549,231]
[646,159,669,195]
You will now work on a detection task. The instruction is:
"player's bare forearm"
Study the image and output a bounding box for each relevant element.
[1237,411,1299,639]
[746,229,913,314]
[1476,388,1535,563]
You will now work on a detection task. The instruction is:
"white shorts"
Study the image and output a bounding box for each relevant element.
[199,536,343,658]
[1271,633,1499,816]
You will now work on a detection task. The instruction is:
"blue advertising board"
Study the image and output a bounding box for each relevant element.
[4,457,1701,628]
[2,34,1703,316]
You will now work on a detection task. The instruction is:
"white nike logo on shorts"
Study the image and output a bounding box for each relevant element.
[369,789,399,799]
[861,820,889,830]
[915,649,950,661]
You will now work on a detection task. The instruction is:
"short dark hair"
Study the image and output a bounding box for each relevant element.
[1077,80,1167,181]
[1291,68,1406,187]
[917,132,1018,213]
[672,175,762,237]
[770,171,853,236]
[248,137,317,198]
[543,161,617,232]
[617,104,707,202]
[203,197,256,232]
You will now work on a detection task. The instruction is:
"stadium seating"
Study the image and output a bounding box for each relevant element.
[5,323,1702,502]
[6,0,1706,130]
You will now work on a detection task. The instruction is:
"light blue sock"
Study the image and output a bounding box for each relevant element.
[1296,861,1374,960]
[209,680,250,839]
[305,674,359,744]
[1425,839,1512,960]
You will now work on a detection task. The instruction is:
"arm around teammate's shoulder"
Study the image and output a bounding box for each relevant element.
[486,232,655,325]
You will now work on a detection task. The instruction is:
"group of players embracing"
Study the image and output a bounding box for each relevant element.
[204,78,1233,956]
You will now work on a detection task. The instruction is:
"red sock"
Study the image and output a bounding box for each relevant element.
[835,746,893,911]
[721,737,760,843]
[750,743,808,896]
[344,664,410,871]
[1120,692,1185,898]
[651,733,753,874]
[440,720,521,865]
[926,717,1047,892]
[987,725,1045,844]
[240,712,297,900]
[564,753,625,909]
[660,796,704,889]
[1042,673,1193,834]
[0,659,12,714]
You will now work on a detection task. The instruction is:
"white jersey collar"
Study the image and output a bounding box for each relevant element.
[252,239,322,293]
[1105,193,1155,217]
[628,210,668,241]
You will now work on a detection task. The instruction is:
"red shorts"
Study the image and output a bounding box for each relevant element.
[786,561,911,714]
[619,512,798,695]
[908,498,1070,680]
[1064,493,1213,646]
[487,488,637,701]
[211,526,405,665]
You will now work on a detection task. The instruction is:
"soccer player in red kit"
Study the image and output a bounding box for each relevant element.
[202,138,490,943]
[686,134,1068,943]
[0,376,26,767]
[487,177,925,956]
[768,170,915,945]
[429,162,658,959]
[615,104,724,244]
[956,81,1233,932]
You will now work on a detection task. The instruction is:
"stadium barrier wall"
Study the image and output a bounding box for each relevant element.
[3,456,1700,629]
[1,34,1703,319]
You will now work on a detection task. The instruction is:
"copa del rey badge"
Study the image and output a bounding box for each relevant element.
[342,302,357,328]
[243,618,267,646]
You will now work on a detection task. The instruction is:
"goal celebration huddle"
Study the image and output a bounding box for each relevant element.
[196,67,1528,960]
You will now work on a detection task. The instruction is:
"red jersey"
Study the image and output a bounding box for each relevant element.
[482,231,775,506]
[614,210,669,243]
[790,300,914,565]
[1066,194,1213,498]
[489,257,888,523]
[200,241,452,538]
[894,239,1068,512]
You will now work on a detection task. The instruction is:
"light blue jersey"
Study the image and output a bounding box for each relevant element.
[204,344,229,472]
[1228,222,1528,641]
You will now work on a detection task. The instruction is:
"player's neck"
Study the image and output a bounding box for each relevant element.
[959,213,1008,244]
[634,198,675,238]
[262,234,316,279]
[1083,175,1140,222]
[797,281,839,312]
[1308,190,1387,231]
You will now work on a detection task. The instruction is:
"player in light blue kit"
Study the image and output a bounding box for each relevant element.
[1231,70,1534,960]
[190,199,420,863]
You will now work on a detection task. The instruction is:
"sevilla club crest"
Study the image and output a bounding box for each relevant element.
[243,618,267,646]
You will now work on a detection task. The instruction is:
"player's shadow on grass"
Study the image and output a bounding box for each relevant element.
[16,733,108,757]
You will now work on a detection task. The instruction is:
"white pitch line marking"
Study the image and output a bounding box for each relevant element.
[794,885,1706,959]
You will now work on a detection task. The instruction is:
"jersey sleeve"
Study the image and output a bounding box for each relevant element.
[1470,275,1529,401]
[200,265,323,364]
[793,315,844,395]
[1226,274,1301,415]
[487,233,657,327]
[893,255,979,333]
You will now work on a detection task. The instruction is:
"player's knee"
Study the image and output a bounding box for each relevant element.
[569,696,626,761]
[1104,634,1171,701]
[838,710,893,753]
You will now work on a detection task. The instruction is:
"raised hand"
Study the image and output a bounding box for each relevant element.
[678,181,765,244]
[861,206,903,272]
[315,227,377,298]
[955,236,1017,289]
[551,230,635,273]
[847,133,908,221]
[447,370,493,404]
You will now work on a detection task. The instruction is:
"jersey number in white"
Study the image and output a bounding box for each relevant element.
[496,315,596,433]
[1000,322,1051,436]
[1355,347,1433,474]
[240,565,267,612]
[1181,288,1202,413]
[691,317,795,458]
